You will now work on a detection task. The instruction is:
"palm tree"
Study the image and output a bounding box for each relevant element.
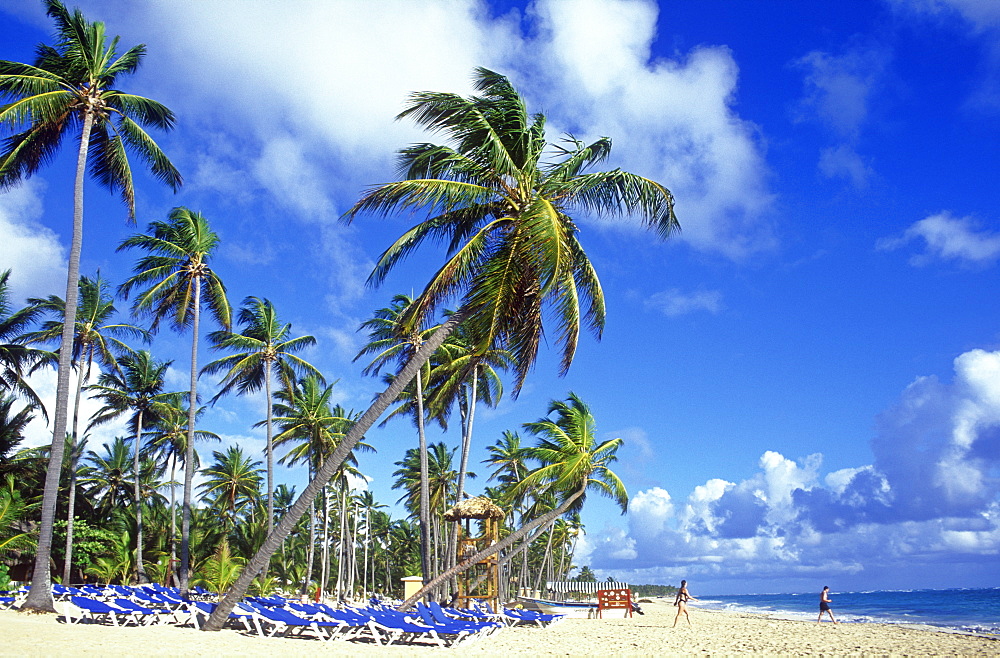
[401,392,627,608]
[1,1,181,611]
[25,272,148,585]
[203,68,675,630]
[0,474,34,558]
[202,296,322,533]
[271,378,371,597]
[0,395,35,473]
[118,206,231,596]
[0,270,50,413]
[81,436,133,518]
[355,294,439,589]
[145,392,219,582]
[86,349,171,583]
[199,445,263,530]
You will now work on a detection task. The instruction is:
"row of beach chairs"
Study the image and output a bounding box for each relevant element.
[13,584,562,648]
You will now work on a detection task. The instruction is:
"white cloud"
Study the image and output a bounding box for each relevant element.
[818,144,873,188]
[21,365,129,450]
[0,181,66,303]
[528,0,775,257]
[644,288,723,317]
[792,40,889,187]
[878,211,1000,266]
[585,347,1000,587]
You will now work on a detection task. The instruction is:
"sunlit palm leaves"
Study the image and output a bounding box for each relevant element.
[203,296,321,530]
[118,206,230,595]
[345,67,678,394]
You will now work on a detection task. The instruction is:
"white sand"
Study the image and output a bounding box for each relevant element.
[1,600,996,656]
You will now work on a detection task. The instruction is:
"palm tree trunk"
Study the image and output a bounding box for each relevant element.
[179,275,201,597]
[265,369,274,533]
[533,521,555,593]
[448,371,478,596]
[320,484,330,598]
[398,487,585,611]
[22,108,93,613]
[62,350,91,586]
[133,409,147,583]
[202,307,468,631]
[169,453,178,586]
[415,368,432,595]
[302,495,315,597]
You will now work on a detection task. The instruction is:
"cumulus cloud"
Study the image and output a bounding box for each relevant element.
[792,40,889,187]
[877,211,1000,266]
[644,288,723,317]
[0,181,66,303]
[20,365,129,450]
[586,347,1000,588]
[71,0,774,263]
[526,0,775,257]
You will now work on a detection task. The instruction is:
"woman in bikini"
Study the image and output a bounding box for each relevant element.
[673,579,697,627]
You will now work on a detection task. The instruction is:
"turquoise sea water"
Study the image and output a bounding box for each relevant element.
[697,588,1000,635]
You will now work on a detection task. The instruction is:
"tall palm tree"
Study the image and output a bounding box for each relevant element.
[272,378,370,597]
[203,68,675,629]
[118,206,231,596]
[356,294,439,588]
[25,272,148,584]
[145,392,218,581]
[202,296,322,532]
[86,349,171,582]
[0,270,50,413]
[401,392,627,608]
[0,1,181,611]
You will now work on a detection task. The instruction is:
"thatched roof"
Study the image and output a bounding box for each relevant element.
[443,496,506,521]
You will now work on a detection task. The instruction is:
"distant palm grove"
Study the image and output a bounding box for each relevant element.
[0,1,678,618]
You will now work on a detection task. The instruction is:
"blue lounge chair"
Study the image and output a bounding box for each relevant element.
[183,600,258,633]
[63,596,140,626]
[418,602,503,637]
[365,608,452,648]
[242,602,348,641]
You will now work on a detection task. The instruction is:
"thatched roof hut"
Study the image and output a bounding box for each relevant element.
[443,496,506,521]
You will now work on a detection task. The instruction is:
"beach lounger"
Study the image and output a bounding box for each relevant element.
[62,596,142,626]
[242,602,348,641]
[364,608,454,648]
[109,597,174,625]
[183,600,258,633]
[420,602,504,637]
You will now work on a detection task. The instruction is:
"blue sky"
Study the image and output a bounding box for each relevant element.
[2,0,999,595]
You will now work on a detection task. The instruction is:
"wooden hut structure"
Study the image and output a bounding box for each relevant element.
[443,496,505,611]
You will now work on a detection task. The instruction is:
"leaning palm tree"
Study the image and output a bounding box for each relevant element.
[118,207,231,596]
[401,392,627,608]
[86,350,172,583]
[202,296,322,532]
[203,68,675,630]
[24,272,148,585]
[0,1,181,611]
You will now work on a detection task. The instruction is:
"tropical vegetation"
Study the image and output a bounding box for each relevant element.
[0,0,681,627]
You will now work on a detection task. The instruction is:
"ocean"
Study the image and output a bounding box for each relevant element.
[696,588,1000,635]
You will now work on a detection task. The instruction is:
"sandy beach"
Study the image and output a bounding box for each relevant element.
[0,600,996,656]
